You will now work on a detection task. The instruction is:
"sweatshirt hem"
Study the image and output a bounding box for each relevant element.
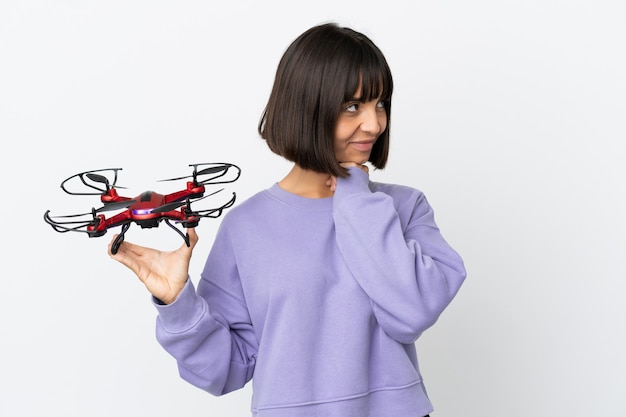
[252,380,432,416]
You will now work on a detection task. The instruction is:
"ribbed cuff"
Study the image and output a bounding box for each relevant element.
[333,166,371,206]
[152,279,207,332]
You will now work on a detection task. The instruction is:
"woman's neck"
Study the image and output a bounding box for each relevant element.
[278,165,333,198]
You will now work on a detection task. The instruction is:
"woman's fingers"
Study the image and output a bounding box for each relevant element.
[339,161,369,174]
[326,175,337,192]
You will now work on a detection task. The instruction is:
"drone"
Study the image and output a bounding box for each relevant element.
[44,163,241,254]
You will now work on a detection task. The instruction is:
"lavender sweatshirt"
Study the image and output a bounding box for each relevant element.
[154,167,466,416]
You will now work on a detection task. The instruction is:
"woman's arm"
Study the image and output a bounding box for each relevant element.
[333,167,467,344]
[110,226,257,395]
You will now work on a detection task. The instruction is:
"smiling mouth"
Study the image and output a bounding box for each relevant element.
[350,141,375,151]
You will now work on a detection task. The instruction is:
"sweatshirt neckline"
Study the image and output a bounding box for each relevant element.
[266,183,333,211]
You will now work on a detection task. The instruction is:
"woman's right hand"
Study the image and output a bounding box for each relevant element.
[108,227,199,304]
[325,162,369,192]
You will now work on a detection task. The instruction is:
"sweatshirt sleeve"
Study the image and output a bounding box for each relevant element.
[333,167,466,344]
[153,220,257,396]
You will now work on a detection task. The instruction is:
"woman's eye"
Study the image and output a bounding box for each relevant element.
[376,100,386,109]
[345,103,359,112]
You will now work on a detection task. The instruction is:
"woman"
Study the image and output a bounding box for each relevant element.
[110,22,466,417]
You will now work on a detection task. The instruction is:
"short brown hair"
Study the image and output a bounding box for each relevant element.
[258,23,393,177]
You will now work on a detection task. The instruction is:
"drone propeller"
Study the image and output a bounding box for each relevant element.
[150,189,223,214]
[196,165,230,176]
[43,209,101,235]
[47,200,136,219]
[185,192,237,219]
[97,199,136,212]
[61,168,127,195]
[150,199,188,214]
[158,163,241,186]
[158,165,226,182]
[86,173,110,186]
[85,172,128,190]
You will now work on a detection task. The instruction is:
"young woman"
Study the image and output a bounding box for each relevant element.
[110,22,466,417]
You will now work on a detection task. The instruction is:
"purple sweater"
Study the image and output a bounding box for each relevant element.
[154,167,466,417]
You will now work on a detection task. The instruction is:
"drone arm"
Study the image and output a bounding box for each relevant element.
[101,211,134,230]
[163,183,206,205]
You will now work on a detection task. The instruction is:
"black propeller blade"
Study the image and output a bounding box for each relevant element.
[158,165,227,182]
[98,200,136,212]
[196,166,230,176]
[47,200,136,219]
[86,173,110,186]
[158,163,240,185]
[150,189,223,214]
[46,211,97,220]
[150,200,188,214]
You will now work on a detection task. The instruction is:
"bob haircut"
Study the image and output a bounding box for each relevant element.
[258,23,393,177]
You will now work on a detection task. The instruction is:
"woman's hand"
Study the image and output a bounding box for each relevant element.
[108,228,199,304]
[326,162,369,192]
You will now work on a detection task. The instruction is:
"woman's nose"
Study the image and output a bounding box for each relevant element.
[360,104,384,134]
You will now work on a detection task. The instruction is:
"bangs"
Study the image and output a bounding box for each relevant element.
[342,46,393,102]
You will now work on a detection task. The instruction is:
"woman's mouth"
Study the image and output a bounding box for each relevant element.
[350,140,375,152]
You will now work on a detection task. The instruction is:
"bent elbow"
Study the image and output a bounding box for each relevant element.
[376,306,440,344]
[178,357,254,396]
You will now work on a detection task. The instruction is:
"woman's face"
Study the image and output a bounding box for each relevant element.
[333,87,387,165]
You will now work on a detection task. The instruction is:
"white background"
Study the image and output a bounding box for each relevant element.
[2,1,625,416]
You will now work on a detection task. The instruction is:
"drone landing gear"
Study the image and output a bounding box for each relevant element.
[110,220,193,255]
[111,223,131,255]
[164,219,191,247]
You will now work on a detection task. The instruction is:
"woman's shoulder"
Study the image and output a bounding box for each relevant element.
[218,185,280,225]
[369,181,435,230]
[370,180,425,201]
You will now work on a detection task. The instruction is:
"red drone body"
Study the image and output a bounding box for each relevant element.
[44,163,240,254]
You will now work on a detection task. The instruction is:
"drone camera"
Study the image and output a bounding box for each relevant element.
[138,218,161,229]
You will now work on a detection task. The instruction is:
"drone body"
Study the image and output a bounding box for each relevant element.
[44,163,241,253]
[83,183,207,236]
